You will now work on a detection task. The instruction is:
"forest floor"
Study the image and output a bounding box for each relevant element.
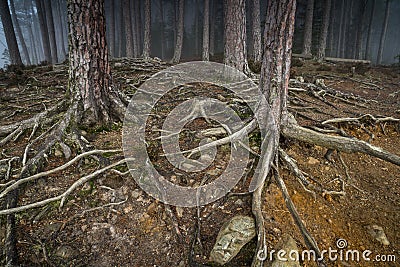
[0,59,399,267]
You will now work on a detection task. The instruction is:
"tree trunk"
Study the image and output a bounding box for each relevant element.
[172,0,184,63]
[34,0,52,63]
[9,0,31,65]
[134,0,142,55]
[55,0,67,60]
[0,0,22,65]
[223,0,250,74]
[377,0,390,64]
[209,0,216,57]
[202,0,210,61]
[143,0,151,58]
[302,0,314,56]
[365,0,375,60]
[251,0,261,63]
[43,0,58,63]
[160,0,165,59]
[355,0,367,59]
[109,0,115,57]
[327,0,335,56]
[316,0,331,59]
[123,0,134,57]
[68,0,115,127]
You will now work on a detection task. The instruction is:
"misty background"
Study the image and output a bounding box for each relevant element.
[0,0,399,68]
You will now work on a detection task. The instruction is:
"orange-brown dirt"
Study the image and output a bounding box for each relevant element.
[0,60,399,266]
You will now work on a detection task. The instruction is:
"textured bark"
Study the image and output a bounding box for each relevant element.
[327,0,335,56]
[251,0,261,63]
[0,0,22,65]
[365,0,375,60]
[172,0,184,63]
[134,0,141,55]
[143,0,151,58]
[377,0,390,64]
[252,0,297,266]
[55,0,67,59]
[209,0,216,56]
[9,0,31,65]
[123,0,134,57]
[316,0,331,59]
[355,1,367,59]
[202,0,210,61]
[109,0,115,57]
[43,0,58,63]
[302,0,314,56]
[223,0,250,74]
[68,0,114,126]
[34,0,52,63]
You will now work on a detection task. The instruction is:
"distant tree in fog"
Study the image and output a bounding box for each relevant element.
[143,0,151,59]
[9,0,30,64]
[202,0,209,61]
[317,0,331,59]
[251,0,261,63]
[302,0,314,56]
[172,0,184,63]
[0,0,22,65]
[377,0,390,64]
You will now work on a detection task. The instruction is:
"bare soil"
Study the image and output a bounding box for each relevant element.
[0,60,399,267]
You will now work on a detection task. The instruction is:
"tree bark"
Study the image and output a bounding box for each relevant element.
[251,0,261,63]
[223,0,250,74]
[302,0,314,56]
[365,0,375,60]
[143,0,151,59]
[55,0,67,59]
[209,0,216,57]
[336,0,345,58]
[316,0,331,59]
[109,0,115,57]
[34,0,52,63]
[43,0,58,63]
[202,0,210,61]
[9,0,31,65]
[67,0,116,127]
[134,0,142,55]
[123,0,134,57]
[172,0,184,63]
[377,0,390,64]
[0,0,22,65]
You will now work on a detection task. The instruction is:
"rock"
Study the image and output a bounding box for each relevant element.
[295,76,304,83]
[366,225,390,246]
[206,168,221,176]
[269,235,300,267]
[54,245,78,259]
[176,206,184,218]
[54,149,63,157]
[307,157,320,165]
[315,78,326,87]
[209,215,256,265]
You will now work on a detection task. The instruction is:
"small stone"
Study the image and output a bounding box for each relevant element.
[270,234,301,267]
[234,199,244,206]
[295,76,304,83]
[131,189,142,199]
[54,245,78,259]
[217,94,226,101]
[206,168,220,176]
[176,206,184,218]
[54,149,63,157]
[366,225,390,246]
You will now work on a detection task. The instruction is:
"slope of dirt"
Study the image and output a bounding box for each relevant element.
[0,60,399,267]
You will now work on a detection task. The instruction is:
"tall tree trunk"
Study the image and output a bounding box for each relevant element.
[202,0,210,61]
[0,0,22,65]
[365,0,375,60]
[302,0,314,56]
[34,0,52,63]
[55,0,67,60]
[43,0,58,63]
[339,0,347,58]
[31,2,44,61]
[160,0,165,59]
[109,0,115,57]
[316,0,331,59]
[327,0,335,56]
[172,0,184,63]
[68,0,114,126]
[9,0,31,65]
[130,0,138,57]
[251,0,261,63]
[377,0,390,64]
[143,0,151,58]
[223,0,250,74]
[134,0,141,55]
[123,0,134,57]
[355,0,367,59]
[118,0,124,57]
